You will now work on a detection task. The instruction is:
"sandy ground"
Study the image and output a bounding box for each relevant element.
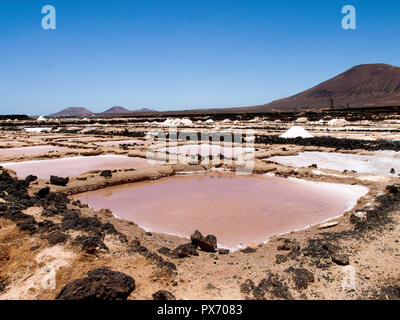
[0,116,399,300]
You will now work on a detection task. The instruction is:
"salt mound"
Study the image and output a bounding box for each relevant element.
[328,118,348,126]
[295,117,308,123]
[280,126,314,139]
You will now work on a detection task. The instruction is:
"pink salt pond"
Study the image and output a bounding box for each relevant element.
[1,155,152,179]
[0,145,70,157]
[75,173,368,249]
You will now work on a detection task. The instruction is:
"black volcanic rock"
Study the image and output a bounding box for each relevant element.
[24,175,37,186]
[173,243,198,258]
[100,170,112,178]
[50,176,69,186]
[36,187,50,198]
[152,290,176,300]
[56,267,135,300]
[190,230,217,252]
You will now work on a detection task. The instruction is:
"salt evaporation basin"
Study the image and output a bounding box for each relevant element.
[74,173,368,249]
[269,151,400,176]
[0,155,152,179]
[0,145,70,157]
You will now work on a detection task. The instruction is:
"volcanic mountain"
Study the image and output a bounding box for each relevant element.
[50,107,94,118]
[101,106,156,114]
[102,106,131,114]
[243,63,400,112]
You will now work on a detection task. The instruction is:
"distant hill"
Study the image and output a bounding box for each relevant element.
[242,63,400,112]
[101,107,156,114]
[102,106,131,114]
[50,107,94,118]
[131,108,156,113]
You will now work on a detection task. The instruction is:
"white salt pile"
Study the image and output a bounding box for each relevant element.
[295,117,308,123]
[328,118,348,126]
[280,126,314,139]
[161,118,193,127]
[36,116,47,122]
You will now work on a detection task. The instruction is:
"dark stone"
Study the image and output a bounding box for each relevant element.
[152,290,176,300]
[173,243,198,258]
[16,217,37,233]
[72,235,107,254]
[386,184,399,194]
[47,231,68,245]
[277,238,300,251]
[331,254,350,266]
[286,267,314,290]
[240,279,255,294]
[24,175,37,185]
[377,284,400,300]
[37,220,59,233]
[275,254,287,264]
[36,187,50,198]
[190,230,203,246]
[56,267,135,300]
[252,286,265,300]
[218,249,229,255]
[7,210,32,222]
[241,247,257,253]
[190,230,217,252]
[256,273,293,300]
[100,170,112,178]
[50,176,69,186]
[128,241,176,275]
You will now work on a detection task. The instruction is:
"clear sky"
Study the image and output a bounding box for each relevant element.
[0,0,399,115]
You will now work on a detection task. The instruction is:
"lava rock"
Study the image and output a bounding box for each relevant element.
[190,230,217,252]
[286,267,314,290]
[50,176,69,186]
[16,217,37,233]
[36,187,50,198]
[275,254,288,264]
[218,249,229,255]
[173,243,198,258]
[240,279,255,294]
[24,175,37,185]
[241,247,257,253]
[37,220,59,233]
[100,170,112,178]
[47,231,69,245]
[277,238,300,251]
[256,273,293,300]
[331,254,350,266]
[152,290,176,300]
[72,235,107,254]
[56,267,135,300]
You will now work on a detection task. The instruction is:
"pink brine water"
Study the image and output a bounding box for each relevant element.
[75,173,368,249]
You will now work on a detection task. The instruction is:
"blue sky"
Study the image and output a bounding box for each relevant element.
[0,0,399,115]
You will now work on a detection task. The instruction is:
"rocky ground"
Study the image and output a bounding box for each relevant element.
[0,115,399,300]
